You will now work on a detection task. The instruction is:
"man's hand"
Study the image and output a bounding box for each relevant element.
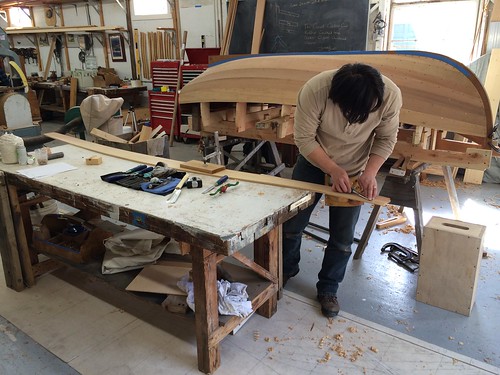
[329,165,351,193]
[357,172,378,200]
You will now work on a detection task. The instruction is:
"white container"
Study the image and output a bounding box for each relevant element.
[29,199,59,225]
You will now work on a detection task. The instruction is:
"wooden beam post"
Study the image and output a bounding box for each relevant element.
[0,173,25,291]
[190,247,220,374]
[251,0,266,54]
[43,35,57,80]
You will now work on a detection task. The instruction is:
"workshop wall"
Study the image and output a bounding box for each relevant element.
[4,0,222,82]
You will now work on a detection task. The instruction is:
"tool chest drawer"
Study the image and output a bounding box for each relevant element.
[151,60,181,88]
[148,91,180,136]
[180,64,207,87]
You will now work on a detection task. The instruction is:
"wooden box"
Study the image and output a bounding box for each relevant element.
[32,214,114,264]
[416,216,486,316]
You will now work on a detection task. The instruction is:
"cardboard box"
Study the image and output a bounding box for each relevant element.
[416,216,486,316]
[96,132,170,158]
[32,214,114,264]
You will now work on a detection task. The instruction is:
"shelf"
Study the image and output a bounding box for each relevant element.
[6,25,125,35]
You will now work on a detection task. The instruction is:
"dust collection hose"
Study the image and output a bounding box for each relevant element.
[22,116,84,149]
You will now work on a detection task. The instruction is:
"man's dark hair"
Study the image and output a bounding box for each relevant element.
[328,63,385,124]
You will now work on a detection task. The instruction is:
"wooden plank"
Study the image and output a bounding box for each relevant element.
[98,0,110,68]
[392,142,491,170]
[251,0,266,54]
[235,102,248,132]
[43,36,57,81]
[6,25,125,34]
[180,160,225,174]
[231,251,277,283]
[0,173,25,291]
[90,128,128,144]
[69,77,78,108]
[442,166,461,220]
[59,5,71,72]
[44,132,391,206]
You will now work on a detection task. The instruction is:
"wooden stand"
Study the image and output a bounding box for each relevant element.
[416,216,485,316]
[354,166,426,259]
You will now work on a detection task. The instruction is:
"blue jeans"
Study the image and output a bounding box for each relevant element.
[283,155,361,296]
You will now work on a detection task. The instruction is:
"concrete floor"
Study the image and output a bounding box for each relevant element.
[1,120,499,374]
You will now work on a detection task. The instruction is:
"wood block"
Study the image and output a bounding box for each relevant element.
[376,215,407,230]
[180,160,225,174]
[85,156,102,165]
[138,124,152,142]
[162,294,189,314]
[416,216,486,316]
[463,169,484,184]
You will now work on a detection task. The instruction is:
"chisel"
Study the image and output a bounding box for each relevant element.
[202,175,228,194]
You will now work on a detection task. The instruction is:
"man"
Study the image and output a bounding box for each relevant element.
[283,63,402,318]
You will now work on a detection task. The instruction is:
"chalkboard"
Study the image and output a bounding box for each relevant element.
[229,0,369,54]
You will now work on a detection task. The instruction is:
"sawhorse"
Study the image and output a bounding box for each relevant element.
[353,164,427,259]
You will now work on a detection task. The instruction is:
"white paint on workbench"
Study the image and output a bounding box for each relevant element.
[1,144,310,252]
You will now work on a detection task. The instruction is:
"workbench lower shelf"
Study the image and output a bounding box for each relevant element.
[35,252,272,328]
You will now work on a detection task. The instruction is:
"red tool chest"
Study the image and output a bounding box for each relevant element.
[148,60,182,137]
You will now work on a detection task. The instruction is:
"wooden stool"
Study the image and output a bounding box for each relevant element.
[353,165,426,259]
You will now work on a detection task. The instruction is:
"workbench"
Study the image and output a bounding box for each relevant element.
[32,82,147,115]
[0,143,314,374]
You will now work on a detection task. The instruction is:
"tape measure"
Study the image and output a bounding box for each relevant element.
[186,177,202,189]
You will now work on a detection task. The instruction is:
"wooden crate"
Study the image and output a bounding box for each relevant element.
[416,216,486,316]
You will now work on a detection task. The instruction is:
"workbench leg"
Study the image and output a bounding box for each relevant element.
[254,226,279,315]
[0,173,25,291]
[7,185,36,287]
[413,175,424,255]
[191,247,220,374]
[354,204,383,260]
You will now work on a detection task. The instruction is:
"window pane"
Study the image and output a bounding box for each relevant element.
[389,1,477,64]
[9,7,32,27]
[133,0,169,16]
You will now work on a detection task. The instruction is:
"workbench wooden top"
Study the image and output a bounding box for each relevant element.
[0,144,313,255]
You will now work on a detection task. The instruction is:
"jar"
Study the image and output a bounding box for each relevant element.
[16,145,28,165]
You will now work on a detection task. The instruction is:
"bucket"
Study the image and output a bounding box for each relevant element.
[130,80,142,87]
[0,133,23,164]
[29,199,59,225]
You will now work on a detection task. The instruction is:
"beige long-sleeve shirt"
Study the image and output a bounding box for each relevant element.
[294,70,402,176]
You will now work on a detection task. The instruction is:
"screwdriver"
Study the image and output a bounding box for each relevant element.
[202,175,228,194]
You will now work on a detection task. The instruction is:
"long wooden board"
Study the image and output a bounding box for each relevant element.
[45,132,390,206]
[179,51,493,144]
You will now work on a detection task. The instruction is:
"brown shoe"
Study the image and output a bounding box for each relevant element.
[317,295,340,317]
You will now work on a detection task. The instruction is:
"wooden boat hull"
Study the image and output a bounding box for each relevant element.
[180,51,493,144]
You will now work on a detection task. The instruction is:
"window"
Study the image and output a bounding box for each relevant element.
[133,0,169,17]
[388,1,478,64]
[8,7,32,27]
